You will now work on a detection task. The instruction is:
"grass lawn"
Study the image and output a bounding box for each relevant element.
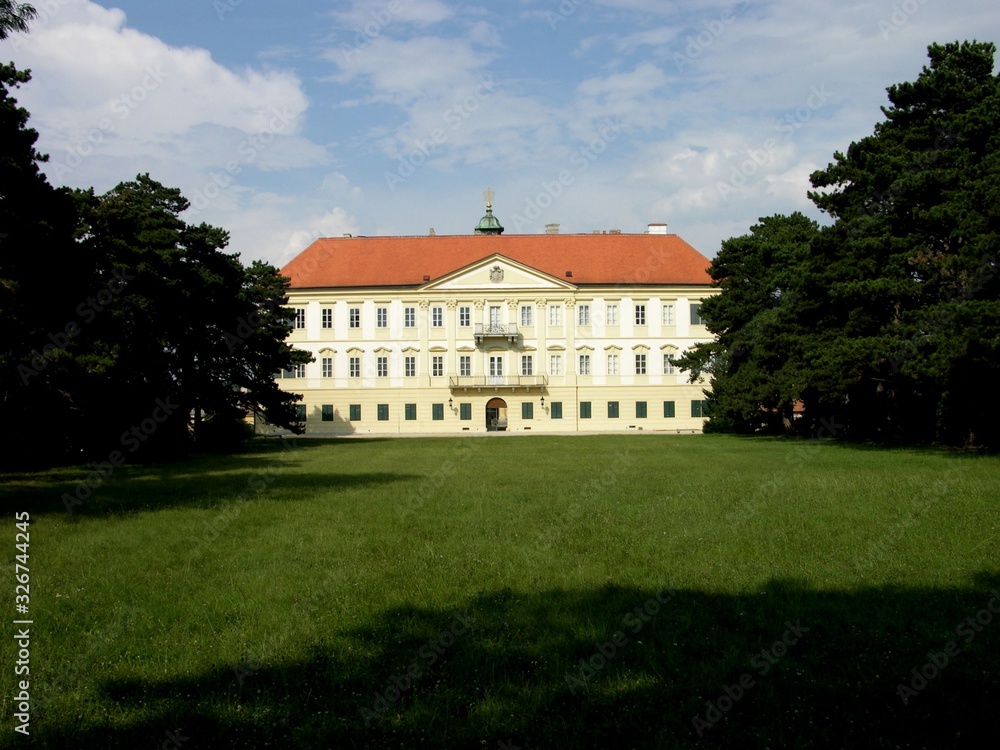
[2,434,999,749]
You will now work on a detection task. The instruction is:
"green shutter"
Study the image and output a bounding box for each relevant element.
[636,401,647,419]
[550,402,563,419]
[580,401,592,419]
[608,401,619,418]
[460,403,472,420]
[432,403,444,421]
[522,402,533,420]
[663,401,675,418]
[349,404,361,421]
[321,404,334,422]
[377,404,389,421]
[405,403,417,421]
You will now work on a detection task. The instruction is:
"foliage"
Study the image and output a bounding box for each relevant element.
[0,0,34,39]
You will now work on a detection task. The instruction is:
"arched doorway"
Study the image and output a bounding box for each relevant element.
[486,397,508,432]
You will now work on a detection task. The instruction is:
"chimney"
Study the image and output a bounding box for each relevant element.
[429,228,436,236]
[647,222,668,235]
[545,223,560,235]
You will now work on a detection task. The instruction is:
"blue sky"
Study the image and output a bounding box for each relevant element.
[3,0,999,267]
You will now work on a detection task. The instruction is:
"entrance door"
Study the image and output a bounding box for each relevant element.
[486,397,508,431]
[488,355,504,386]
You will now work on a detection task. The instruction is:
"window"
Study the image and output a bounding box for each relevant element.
[376,307,388,328]
[322,404,334,422]
[580,401,592,419]
[489,306,502,327]
[349,307,360,328]
[578,304,590,325]
[636,401,647,419]
[282,363,306,379]
[578,354,590,375]
[376,356,388,377]
[549,354,562,376]
[460,403,472,420]
[404,356,416,377]
[459,306,471,327]
[321,357,333,378]
[377,404,389,421]
[635,304,646,325]
[550,402,563,419]
[692,400,708,417]
[663,401,676,418]
[432,403,444,421]
[521,355,533,376]
[635,353,647,375]
[432,356,444,377]
[606,303,618,325]
[549,305,562,326]
[321,307,333,329]
[459,355,471,377]
[293,308,305,329]
[431,306,443,327]
[349,404,361,421]
[520,305,533,326]
[662,304,675,326]
[691,303,703,325]
[607,353,619,375]
[405,403,417,421]
[295,404,306,421]
[404,307,415,328]
[522,402,533,420]
[608,401,620,419]
[664,353,676,375]
[349,356,360,378]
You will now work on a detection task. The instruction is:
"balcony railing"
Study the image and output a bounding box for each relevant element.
[474,323,519,344]
[449,374,548,389]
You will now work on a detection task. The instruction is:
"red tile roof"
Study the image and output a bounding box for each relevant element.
[281,233,713,289]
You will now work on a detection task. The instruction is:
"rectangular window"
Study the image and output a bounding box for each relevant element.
[521,355,533,376]
[321,357,333,378]
[404,307,416,328]
[662,304,675,326]
[550,401,563,419]
[608,401,620,419]
[635,353,647,375]
[606,303,618,326]
[459,355,471,377]
[578,304,590,325]
[432,356,443,377]
[636,401,647,419]
[293,308,305,329]
[377,403,389,421]
[692,400,708,417]
[321,307,333,329]
[293,405,305,422]
[432,403,444,421]
[580,401,592,419]
[635,304,646,325]
[321,404,334,422]
[349,357,360,378]
[349,404,361,421]
[459,306,471,327]
[489,306,501,327]
[521,402,533,420]
[405,403,417,421]
[376,307,388,328]
[431,306,443,327]
[404,356,416,377]
[549,305,562,326]
[578,354,590,375]
[520,305,533,326]
[349,307,360,328]
[292,363,305,379]
[549,354,562,376]
[460,403,472,421]
[664,353,676,374]
[377,356,388,377]
[607,353,619,375]
[663,401,676,418]
[691,303,703,325]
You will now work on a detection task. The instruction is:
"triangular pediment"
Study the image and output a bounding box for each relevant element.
[422,254,576,291]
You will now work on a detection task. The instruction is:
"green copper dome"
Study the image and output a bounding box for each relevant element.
[474,206,504,235]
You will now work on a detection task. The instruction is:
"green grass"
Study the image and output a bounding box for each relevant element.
[3,434,999,748]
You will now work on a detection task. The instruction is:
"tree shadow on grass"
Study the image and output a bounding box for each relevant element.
[30,575,1000,749]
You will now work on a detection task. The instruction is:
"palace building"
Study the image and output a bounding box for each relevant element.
[266,197,717,435]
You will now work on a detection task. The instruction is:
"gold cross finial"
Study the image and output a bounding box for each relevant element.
[483,187,495,209]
